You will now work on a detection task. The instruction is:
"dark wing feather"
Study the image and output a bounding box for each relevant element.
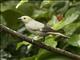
[42,24,57,32]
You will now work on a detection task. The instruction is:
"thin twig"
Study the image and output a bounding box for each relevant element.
[0,24,80,60]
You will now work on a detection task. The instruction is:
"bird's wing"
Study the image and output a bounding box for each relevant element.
[26,20,44,31]
[42,24,57,32]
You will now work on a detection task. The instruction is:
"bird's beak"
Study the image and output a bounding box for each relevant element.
[18,17,21,20]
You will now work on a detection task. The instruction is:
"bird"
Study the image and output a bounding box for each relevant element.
[18,16,69,38]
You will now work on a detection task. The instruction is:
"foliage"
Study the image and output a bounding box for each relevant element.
[0,0,80,60]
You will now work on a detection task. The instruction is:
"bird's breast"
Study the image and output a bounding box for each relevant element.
[25,21,44,30]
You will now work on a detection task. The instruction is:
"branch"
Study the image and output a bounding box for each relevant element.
[0,24,80,60]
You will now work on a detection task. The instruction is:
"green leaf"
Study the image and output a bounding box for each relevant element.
[0,15,7,25]
[49,1,69,14]
[16,41,30,50]
[64,22,80,36]
[32,9,49,19]
[44,35,57,47]
[65,7,80,18]
[2,10,22,30]
[17,3,34,16]
[40,0,53,8]
[0,1,18,12]
[68,34,80,47]
[48,15,58,27]
[20,56,35,60]
[36,49,72,60]
[53,8,80,30]
[16,0,28,8]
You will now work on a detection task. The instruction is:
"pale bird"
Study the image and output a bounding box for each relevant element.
[18,16,69,38]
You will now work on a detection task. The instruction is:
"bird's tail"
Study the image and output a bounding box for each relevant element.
[47,32,70,38]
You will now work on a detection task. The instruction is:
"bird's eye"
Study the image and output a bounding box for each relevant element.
[23,17,26,19]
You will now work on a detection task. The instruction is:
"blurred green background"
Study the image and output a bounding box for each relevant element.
[0,0,80,60]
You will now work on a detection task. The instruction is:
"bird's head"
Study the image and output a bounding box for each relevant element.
[18,16,32,23]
